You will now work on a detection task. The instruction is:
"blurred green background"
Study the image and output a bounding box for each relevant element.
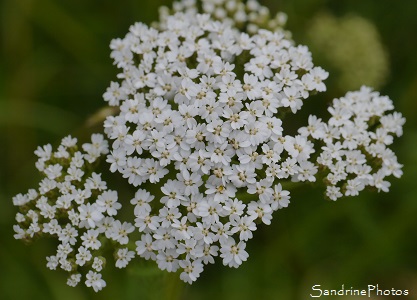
[1,0,416,299]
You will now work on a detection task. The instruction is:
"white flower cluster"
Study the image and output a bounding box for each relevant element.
[299,86,405,200]
[13,0,405,293]
[12,134,135,292]
[103,9,329,284]
[158,0,288,35]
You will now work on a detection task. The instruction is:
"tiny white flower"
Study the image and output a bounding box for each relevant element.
[67,273,82,287]
[220,237,249,268]
[81,229,101,250]
[96,190,121,216]
[110,221,135,245]
[85,271,106,292]
[115,248,135,268]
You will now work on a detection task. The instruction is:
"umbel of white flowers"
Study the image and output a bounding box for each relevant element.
[13,0,404,292]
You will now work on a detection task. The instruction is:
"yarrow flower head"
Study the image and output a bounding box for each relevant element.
[13,134,136,291]
[13,0,404,292]
[102,2,334,284]
[299,86,405,200]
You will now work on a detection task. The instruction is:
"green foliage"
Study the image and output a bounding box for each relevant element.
[306,12,388,92]
[1,0,416,299]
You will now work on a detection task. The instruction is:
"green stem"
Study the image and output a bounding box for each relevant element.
[279,181,305,191]
[126,260,184,300]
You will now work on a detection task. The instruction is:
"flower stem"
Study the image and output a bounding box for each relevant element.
[126,261,184,300]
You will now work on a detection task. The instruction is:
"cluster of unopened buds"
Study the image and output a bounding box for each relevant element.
[13,0,404,292]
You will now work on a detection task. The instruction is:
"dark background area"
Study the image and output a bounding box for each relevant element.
[1,0,416,299]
